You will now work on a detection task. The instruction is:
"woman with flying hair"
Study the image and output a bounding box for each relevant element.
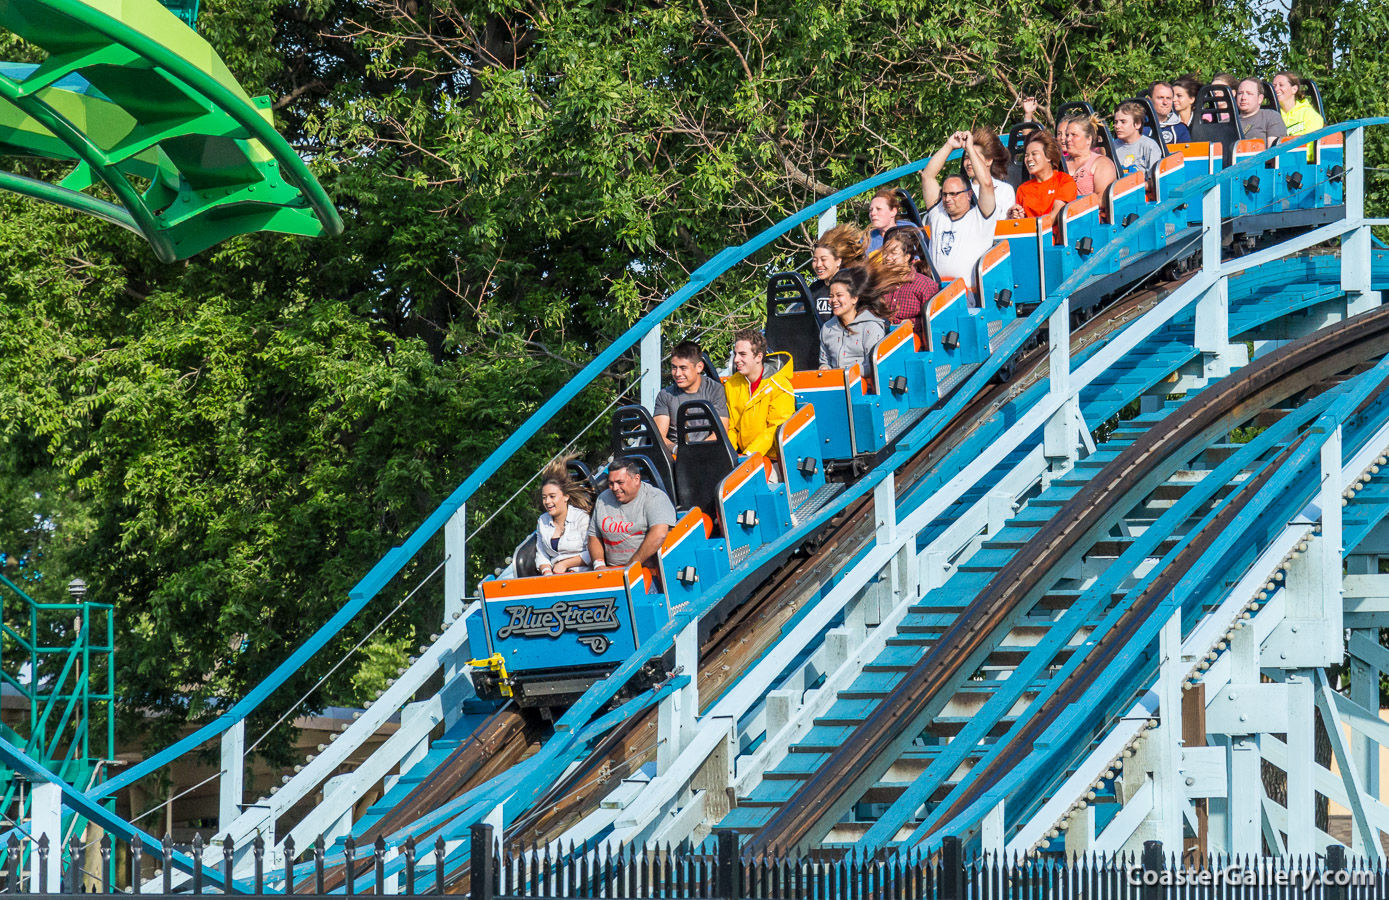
[533,457,595,576]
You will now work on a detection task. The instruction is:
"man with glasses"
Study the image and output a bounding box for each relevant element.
[921,131,997,291]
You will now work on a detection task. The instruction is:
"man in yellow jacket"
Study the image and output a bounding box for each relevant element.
[724,329,796,461]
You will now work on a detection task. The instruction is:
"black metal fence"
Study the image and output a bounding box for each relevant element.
[0,827,1383,898]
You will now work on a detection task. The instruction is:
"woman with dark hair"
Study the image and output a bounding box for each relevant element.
[1172,74,1202,132]
[1008,130,1078,219]
[1059,113,1117,199]
[810,224,867,304]
[966,126,1015,222]
[533,458,595,575]
[818,267,890,371]
[866,188,913,252]
[876,227,940,331]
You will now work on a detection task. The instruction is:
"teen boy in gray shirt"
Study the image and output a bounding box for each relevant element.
[653,340,729,450]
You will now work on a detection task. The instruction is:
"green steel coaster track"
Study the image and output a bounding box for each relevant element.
[0,0,342,262]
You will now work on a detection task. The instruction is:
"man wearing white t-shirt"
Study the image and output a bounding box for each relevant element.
[921,131,997,294]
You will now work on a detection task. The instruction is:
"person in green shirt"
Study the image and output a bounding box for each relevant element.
[1273,71,1325,160]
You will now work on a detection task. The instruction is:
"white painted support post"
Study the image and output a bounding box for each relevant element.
[219,719,245,834]
[1350,632,1381,848]
[640,327,662,412]
[1342,127,1380,313]
[1321,425,1346,658]
[1224,614,1262,855]
[1285,674,1315,855]
[985,491,1013,536]
[981,800,1006,854]
[1196,178,1228,379]
[445,505,467,624]
[31,781,61,892]
[444,504,468,728]
[818,206,838,238]
[322,774,354,846]
[1043,294,1077,471]
[1154,606,1184,849]
[1228,736,1261,855]
[658,620,699,773]
[1195,184,1231,380]
[387,701,434,793]
[874,476,897,547]
[1064,805,1094,857]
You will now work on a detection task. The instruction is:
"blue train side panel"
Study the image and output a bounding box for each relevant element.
[718,454,794,567]
[476,568,656,671]
[1232,139,1278,217]
[776,404,827,514]
[975,241,1018,348]
[871,323,918,424]
[1151,153,1188,239]
[792,367,858,460]
[1058,193,1105,281]
[657,510,726,615]
[992,216,1056,308]
[1106,171,1150,263]
[927,278,986,371]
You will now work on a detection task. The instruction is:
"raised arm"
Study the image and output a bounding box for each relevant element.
[963,132,996,218]
[921,132,966,209]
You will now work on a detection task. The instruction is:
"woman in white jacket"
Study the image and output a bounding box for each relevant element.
[534,461,594,575]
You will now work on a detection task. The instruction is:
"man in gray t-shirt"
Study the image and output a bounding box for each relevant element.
[588,459,678,570]
[652,340,730,450]
[1237,78,1288,146]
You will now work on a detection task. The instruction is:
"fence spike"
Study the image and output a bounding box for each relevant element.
[405,835,419,895]
[345,834,359,895]
[189,834,204,896]
[161,833,173,895]
[283,835,297,893]
[252,832,265,894]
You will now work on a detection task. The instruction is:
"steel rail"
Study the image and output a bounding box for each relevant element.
[747,300,1389,853]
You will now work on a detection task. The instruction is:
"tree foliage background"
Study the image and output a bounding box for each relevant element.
[0,0,1385,782]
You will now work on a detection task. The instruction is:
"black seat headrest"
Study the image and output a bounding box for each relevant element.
[672,401,738,521]
[766,271,824,372]
[610,404,677,500]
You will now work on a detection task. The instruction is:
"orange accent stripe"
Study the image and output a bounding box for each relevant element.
[994,218,1038,237]
[483,569,626,599]
[929,279,967,318]
[792,369,847,389]
[661,507,713,553]
[874,322,914,361]
[846,364,862,389]
[979,241,1010,276]
[780,403,815,442]
[1111,172,1146,200]
[625,561,646,593]
[1234,139,1267,158]
[1156,154,1184,176]
[1318,133,1344,147]
[719,455,767,501]
[1165,141,1212,160]
[1064,193,1101,221]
